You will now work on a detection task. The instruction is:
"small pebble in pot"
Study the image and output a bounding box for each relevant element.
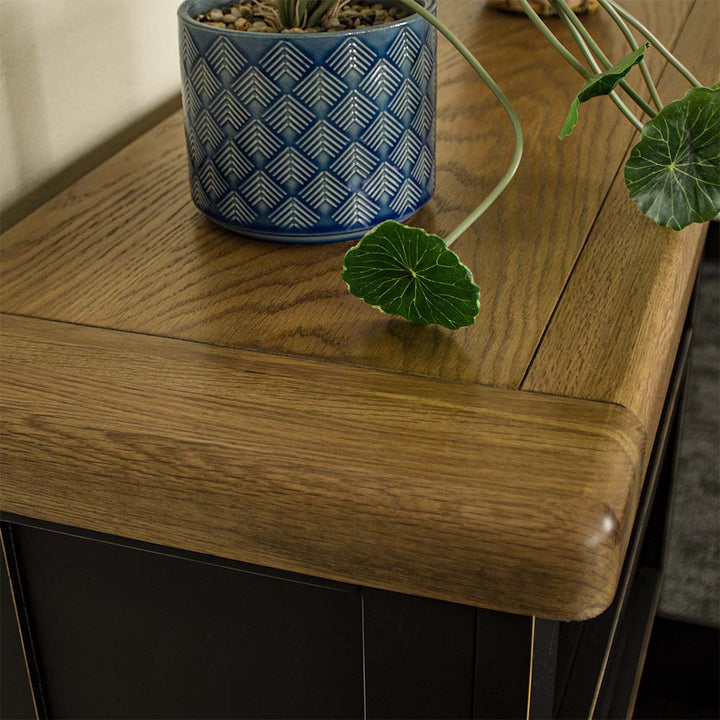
[194,0,412,32]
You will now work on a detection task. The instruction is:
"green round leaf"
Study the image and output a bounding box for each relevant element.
[342,221,480,330]
[625,85,720,230]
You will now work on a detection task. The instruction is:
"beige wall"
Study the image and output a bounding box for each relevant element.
[0,0,182,226]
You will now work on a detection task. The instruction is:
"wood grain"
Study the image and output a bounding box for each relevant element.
[0,0,714,622]
[1,314,645,621]
[0,2,692,389]
[523,0,719,447]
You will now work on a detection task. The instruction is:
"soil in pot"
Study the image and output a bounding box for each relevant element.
[195,0,413,33]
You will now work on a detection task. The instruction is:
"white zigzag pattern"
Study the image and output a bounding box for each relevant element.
[236,120,282,158]
[263,96,314,135]
[206,37,247,75]
[294,68,347,106]
[388,79,422,118]
[209,90,250,130]
[191,176,210,210]
[182,80,203,119]
[359,59,404,99]
[390,178,424,215]
[216,142,253,180]
[361,112,404,152]
[231,68,280,107]
[300,172,349,209]
[411,45,434,87]
[328,91,376,131]
[181,29,199,70]
[239,172,286,209]
[186,130,205,167]
[387,27,422,67]
[266,148,316,185]
[297,121,348,159]
[390,129,423,167]
[199,160,228,197]
[412,145,434,185]
[332,194,380,226]
[259,42,312,81]
[269,198,320,228]
[330,143,379,181]
[362,162,404,200]
[326,38,376,77]
[217,192,257,224]
[412,96,434,137]
[196,111,225,149]
[190,59,221,98]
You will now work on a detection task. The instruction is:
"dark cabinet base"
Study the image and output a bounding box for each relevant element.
[2,523,363,720]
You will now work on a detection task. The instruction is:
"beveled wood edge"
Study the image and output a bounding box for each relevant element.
[0,313,648,620]
[522,0,716,450]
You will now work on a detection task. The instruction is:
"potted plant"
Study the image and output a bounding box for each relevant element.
[178,0,719,330]
[178,0,438,243]
[342,0,719,329]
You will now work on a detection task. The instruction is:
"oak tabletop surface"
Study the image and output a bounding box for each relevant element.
[1,0,717,619]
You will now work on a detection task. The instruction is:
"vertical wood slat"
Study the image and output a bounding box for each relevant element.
[529,619,560,720]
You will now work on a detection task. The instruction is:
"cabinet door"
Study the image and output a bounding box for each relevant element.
[10,524,363,720]
[363,588,477,719]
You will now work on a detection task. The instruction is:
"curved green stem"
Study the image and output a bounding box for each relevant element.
[551,0,656,118]
[396,0,524,246]
[608,0,702,87]
[596,0,663,110]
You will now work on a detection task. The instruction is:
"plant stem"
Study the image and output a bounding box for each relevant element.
[608,0,702,87]
[551,0,656,118]
[395,0,524,246]
[516,0,643,131]
[515,0,590,78]
[596,0,663,110]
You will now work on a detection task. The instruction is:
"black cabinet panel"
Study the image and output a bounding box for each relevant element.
[1,540,36,720]
[474,609,532,719]
[363,588,476,719]
[12,525,363,720]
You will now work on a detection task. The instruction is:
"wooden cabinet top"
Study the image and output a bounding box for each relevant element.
[1,0,716,620]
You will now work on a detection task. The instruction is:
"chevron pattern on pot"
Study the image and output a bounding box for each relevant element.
[179,8,437,243]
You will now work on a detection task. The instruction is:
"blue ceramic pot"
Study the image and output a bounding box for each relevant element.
[178,0,437,243]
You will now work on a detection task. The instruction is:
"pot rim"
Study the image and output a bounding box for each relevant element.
[177,0,437,38]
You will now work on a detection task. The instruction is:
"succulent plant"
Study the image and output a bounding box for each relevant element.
[274,0,350,28]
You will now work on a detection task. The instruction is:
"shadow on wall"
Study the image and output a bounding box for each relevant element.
[0,0,181,231]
